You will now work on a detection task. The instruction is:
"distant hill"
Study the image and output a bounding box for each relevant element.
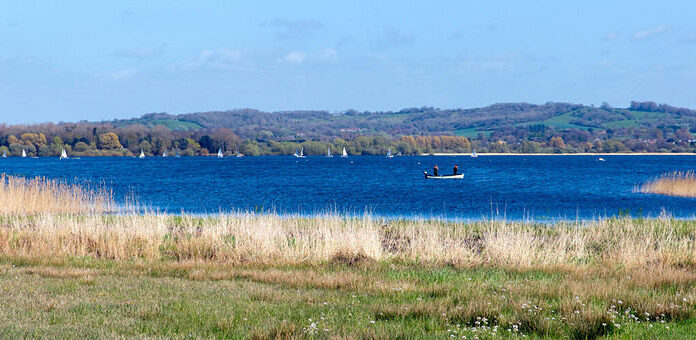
[106,101,696,140]
[4,100,696,156]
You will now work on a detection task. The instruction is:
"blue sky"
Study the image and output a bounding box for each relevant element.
[1,1,695,124]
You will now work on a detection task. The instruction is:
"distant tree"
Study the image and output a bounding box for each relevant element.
[241,140,261,156]
[9,143,23,156]
[550,136,565,150]
[73,141,90,153]
[50,136,65,155]
[138,140,152,155]
[98,132,122,150]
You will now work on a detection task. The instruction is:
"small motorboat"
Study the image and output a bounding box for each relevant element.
[423,172,464,179]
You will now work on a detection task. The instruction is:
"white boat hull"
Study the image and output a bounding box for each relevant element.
[423,172,464,179]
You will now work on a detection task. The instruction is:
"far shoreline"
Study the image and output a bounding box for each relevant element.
[426,152,696,156]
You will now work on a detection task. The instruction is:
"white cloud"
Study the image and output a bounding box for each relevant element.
[280,51,307,65]
[105,68,136,80]
[632,25,669,40]
[604,31,620,41]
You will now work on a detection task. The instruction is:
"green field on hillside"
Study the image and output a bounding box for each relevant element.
[114,119,203,130]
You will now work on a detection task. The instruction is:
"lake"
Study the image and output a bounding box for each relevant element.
[1,155,695,220]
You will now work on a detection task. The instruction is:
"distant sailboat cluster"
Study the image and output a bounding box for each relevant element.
[1,145,361,159]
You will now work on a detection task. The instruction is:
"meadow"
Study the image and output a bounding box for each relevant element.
[1,175,696,338]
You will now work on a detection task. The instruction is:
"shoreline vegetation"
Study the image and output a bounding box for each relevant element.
[2,176,696,337]
[5,101,696,158]
[639,171,696,198]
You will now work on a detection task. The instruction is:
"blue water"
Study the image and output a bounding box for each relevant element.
[1,155,696,220]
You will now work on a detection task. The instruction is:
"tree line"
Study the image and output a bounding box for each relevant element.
[0,124,476,156]
[3,100,696,156]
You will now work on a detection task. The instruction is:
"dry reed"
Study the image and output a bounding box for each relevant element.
[639,171,696,197]
[1,212,695,269]
[0,174,113,215]
[1,174,696,270]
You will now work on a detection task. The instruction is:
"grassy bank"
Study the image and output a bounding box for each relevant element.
[1,175,696,338]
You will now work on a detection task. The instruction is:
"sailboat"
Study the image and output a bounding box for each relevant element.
[60,149,68,160]
[217,149,224,158]
[163,150,168,157]
[235,148,244,157]
[471,149,478,158]
[21,149,26,158]
[293,147,306,158]
[341,147,348,158]
[139,150,145,159]
[326,147,333,158]
[386,148,394,158]
[1,150,6,158]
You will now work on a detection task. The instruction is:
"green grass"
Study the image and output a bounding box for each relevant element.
[454,127,492,138]
[115,118,203,130]
[602,111,668,129]
[515,110,590,131]
[0,258,693,338]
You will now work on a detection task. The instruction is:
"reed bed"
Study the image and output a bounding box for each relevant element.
[0,174,113,215]
[0,174,695,270]
[1,212,695,269]
[639,170,696,197]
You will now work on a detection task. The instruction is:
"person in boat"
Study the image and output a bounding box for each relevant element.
[433,164,439,176]
[453,165,459,175]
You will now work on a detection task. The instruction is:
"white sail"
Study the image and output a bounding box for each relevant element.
[386,148,393,158]
[2,150,6,158]
[471,149,478,158]
[327,147,332,157]
[342,147,347,157]
[163,150,168,157]
[60,149,68,160]
[21,149,26,158]
[293,147,306,158]
[217,148,224,158]
[139,150,145,159]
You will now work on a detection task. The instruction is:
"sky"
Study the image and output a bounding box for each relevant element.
[1,1,696,124]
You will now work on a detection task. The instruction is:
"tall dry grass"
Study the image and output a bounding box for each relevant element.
[1,174,696,269]
[1,212,696,269]
[0,174,113,215]
[639,171,696,197]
